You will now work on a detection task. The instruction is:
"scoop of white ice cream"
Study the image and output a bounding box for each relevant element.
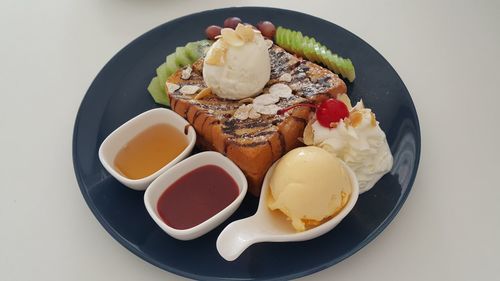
[310,101,393,193]
[203,28,270,100]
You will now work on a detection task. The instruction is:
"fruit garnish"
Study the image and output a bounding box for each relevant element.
[147,77,168,106]
[223,17,242,29]
[205,25,222,40]
[147,40,212,106]
[256,21,276,39]
[274,26,355,82]
[316,99,349,127]
[277,98,349,128]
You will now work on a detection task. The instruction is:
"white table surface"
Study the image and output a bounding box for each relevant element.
[1,0,499,280]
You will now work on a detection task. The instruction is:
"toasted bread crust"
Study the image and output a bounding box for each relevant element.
[168,45,346,195]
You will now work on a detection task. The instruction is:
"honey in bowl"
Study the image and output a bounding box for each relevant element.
[114,123,188,180]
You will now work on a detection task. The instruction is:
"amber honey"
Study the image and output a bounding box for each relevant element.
[114,123,188,180]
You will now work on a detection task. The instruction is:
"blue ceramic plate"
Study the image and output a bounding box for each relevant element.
[73,7,420,280]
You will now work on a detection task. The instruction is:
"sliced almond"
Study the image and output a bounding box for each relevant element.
[166,82,180,93]
[248,107,261,119]
[269,83,293,99]
[205,44,226,66]
[337,93,352,110]
[221,28,244,47]
[194,88,212,100]
[235,23,255,42]
[253,93,279,105]
[181,66,192,80]
[303,120,314,145]
[265,39,274,49]
[253,104,280,115]
[278,73,292,82]
[179,85,200,95]
[238,97,254,104]
[233,104,252,120]
[289,83,301,91]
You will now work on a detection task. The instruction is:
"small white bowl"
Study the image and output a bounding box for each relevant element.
[144,151,248,240]
[98,108,196,191]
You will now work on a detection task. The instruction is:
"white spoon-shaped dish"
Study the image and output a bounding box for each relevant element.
[216,160,359,261]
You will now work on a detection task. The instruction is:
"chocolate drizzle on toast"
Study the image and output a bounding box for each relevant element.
[169,45,342,145]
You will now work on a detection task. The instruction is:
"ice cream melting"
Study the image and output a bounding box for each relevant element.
[203,24,271,100]
[267,146,352,232]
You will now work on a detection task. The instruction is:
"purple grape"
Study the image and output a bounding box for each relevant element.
[205,25,222,40]
[257,21,276,39]
[223,17,242,29]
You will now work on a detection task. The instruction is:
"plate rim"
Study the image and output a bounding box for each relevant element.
[72,6,421,281]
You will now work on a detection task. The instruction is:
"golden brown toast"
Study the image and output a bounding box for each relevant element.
[167,45,347,196]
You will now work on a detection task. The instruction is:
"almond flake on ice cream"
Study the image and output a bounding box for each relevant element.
[221,28,245,47]
[235,24,255,42]
[205,41,228,66]
[265,39,274,49]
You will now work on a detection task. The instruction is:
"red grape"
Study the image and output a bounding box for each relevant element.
[257,21,276,39]
[223,17,242,29]
[205,25,222,40]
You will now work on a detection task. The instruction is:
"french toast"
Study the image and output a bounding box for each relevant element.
[167,45,347,195]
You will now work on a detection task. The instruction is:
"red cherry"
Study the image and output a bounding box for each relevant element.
[316,99,349,127]
[277,98,349,128]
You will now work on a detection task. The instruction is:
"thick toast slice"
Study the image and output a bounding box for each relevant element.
[167,45,347,196]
